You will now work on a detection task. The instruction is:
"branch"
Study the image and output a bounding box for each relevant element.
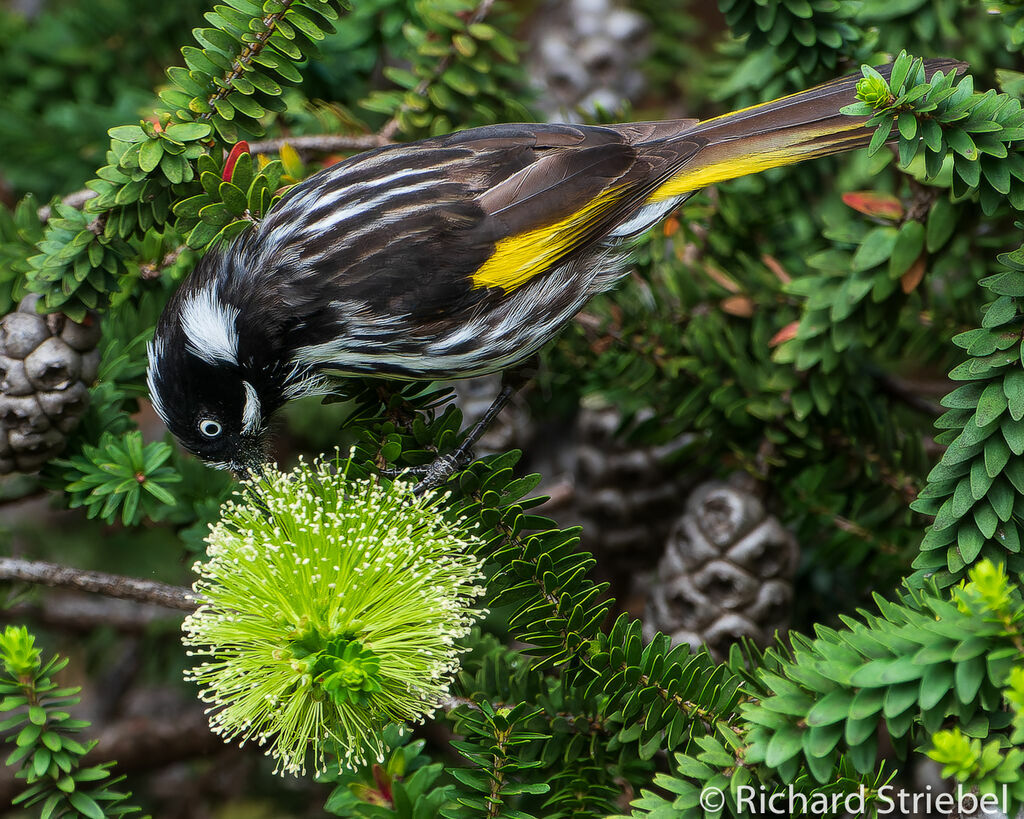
[0,591,180,633]
[246,133,392,155]
[83,708,222,772]
[36,189,98,222]
[37,133,394,223]
[874,371,943,418]
[0,558,197,611]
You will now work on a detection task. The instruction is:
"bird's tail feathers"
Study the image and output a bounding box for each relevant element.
[648,57,966,202]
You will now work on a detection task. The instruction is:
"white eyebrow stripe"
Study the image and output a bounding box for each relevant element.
[180,287,240,365]
[241,381,261,435]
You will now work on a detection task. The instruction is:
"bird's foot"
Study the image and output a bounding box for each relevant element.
[377,447,475,496]
[412,448,475,496]
[375,358,535,496]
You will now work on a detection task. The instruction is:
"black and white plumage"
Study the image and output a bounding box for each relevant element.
[146,60,961,475]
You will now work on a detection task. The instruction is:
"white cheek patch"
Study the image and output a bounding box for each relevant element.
[180,287,240,366]
[241,380,261,435]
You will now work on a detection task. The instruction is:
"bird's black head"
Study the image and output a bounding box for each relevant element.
[147,255,287,478]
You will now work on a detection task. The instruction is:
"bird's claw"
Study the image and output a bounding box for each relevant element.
[412,450,474,496]
[376,448,475,495]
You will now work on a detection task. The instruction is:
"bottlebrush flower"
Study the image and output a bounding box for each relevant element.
[182,454,485,775]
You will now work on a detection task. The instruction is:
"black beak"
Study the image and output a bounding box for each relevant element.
[229,459,265,482]
[228,458,274,519]
[228,436,270,482]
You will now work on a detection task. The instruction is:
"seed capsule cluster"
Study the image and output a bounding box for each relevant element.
[643,479,799,660]
[0,295,100,473]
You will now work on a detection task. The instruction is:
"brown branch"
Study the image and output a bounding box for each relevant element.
[246,133,392,155]
[36,189,98,222]
[0,484,47,507]
[0,558,198,611]
[83,708,222,773]
[379,0,498,141]
[875,371,943,418]
[0,591,180,633]
[36,131,394,225]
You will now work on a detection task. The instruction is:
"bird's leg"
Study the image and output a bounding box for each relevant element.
[380,359,535,495]
[412,380,517,496]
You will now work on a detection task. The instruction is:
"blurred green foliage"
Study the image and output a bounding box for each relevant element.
[0,0,208,199]
[2,0,1024,817]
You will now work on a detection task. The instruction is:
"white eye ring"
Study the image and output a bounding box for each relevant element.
[199,419,222,438]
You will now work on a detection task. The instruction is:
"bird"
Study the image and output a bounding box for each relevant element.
[147,58,961,482]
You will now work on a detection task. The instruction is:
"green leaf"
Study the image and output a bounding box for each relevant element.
[974,500,998,538]
[245,70,282,96]
[1003,416,1024,455]
[984,435,1011,477]
[40,731,61,752]
[850,657,920,686]
[285,9,327,40]
[186,219,220,249]
[985,271,1024,297]
[765,728,803,766]
[975,382,1008,426]
[954,655,985,703]
[958,524,985,562]
[218,181,248,214]
[68,791,105,819]
[108,125,147,143]
[988,478,1014,521]
[868,121,893,156]
[227,91,265,118]
[193,25,239,52]
[951,476,976,515]
[174,194,210,219]
[182,45,223,76]
[849,686,884,720]
[925,197,957,252]
[163,122,212,142]
[1005,370,1024,421]
[138,139,165,173]
[983,158,1012,195]
[803,723,842,758]
[947,127,978,159]
[970,459,993,500]
[199,202,232,226]
[942,383,984,409]
[851,226,899,271]
[805,690,852,726]
[898,112,917,139]
[983,296,1017,329]
[919,663,954,710]
[889,220,925,278]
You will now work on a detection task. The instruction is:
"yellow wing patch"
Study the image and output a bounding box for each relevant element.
[649,120,866,202]
[472,186,624,292]
[649,150,807,201]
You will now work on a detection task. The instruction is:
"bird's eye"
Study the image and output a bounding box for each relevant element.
[199,419,222,438]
